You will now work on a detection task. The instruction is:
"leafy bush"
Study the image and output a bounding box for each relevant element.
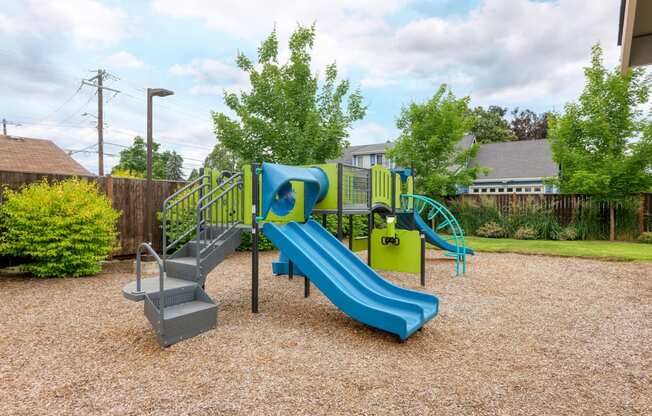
[447,197,503,235]
[638,232,652,244]
[476,221,506,238]
[558,226,578,241]
[237,230,276,251]
[513,226,537,240]
[0,179,120,277]
[505,199,560,240]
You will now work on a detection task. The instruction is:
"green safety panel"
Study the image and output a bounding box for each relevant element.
[370,228,421,275]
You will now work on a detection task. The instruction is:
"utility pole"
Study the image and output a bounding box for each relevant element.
[81,70,119,176]
[2,119,21,135]
[97,71,104,176]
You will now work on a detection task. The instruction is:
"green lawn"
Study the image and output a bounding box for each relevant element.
[464,237,652,262]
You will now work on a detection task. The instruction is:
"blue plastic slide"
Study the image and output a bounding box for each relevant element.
[263,220,438,340]
[413,213,475,255]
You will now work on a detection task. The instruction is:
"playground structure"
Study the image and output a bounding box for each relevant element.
[121,161,472,347]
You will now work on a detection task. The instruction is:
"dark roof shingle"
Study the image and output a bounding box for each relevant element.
[471,139,558,180]
[0,135,94,176]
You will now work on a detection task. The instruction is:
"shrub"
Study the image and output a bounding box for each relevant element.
[476,221,506,238]
[558,226,578,241]
[513,226,537,240]
[638,232,652,244]
[0,179,120,277]
[447,197,503,235]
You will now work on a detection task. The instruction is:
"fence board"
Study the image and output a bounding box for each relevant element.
[0,170,185,256]
[448,193,649,239]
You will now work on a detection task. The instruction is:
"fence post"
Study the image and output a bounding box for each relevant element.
[640,193,646,236]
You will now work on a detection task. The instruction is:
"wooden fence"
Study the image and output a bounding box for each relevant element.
[0,171,185,256]
[448,193,652,235]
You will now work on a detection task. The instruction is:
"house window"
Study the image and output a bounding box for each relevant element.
[534,187,541,193]
[376,154,383,166]
[369,154,376,166]
[498,188,504,193]
[507,188,513,192]
[473,188,480,193]
[524,187,531,192]
[489,188,496,193]
[481,188,488,193]
[515,187,522,192]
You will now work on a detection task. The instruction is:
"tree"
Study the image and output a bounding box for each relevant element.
[470,105,516,143]
[213,25,366,165]
[510,108,548,141]
[549,44,652,240]
[111,136,185,180]
[387,84,486,196]
[204,142,240,173]
[187,168,200,181]
[163,151,184,181]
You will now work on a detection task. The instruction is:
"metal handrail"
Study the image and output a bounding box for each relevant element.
[198,173,242,205]
[195,174,244,279]
[162,174,210,257]
[134,242,166,323]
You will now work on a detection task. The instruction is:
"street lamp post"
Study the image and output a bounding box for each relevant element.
[146,88,174,245]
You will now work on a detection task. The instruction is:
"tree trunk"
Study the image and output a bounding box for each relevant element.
[609,202,616,241]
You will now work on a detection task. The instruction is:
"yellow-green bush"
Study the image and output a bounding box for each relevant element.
[0,179,120,277]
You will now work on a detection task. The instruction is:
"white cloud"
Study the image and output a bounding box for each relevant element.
[154,0,620,108]
[170,58,250,95]
[104,51,147,69]
[2,0,132,46]
[348,122,399,146]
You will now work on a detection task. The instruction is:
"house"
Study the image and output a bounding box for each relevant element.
[331,141,397,168]
[0,134,93,176]
[466,139,558,195]
[334,135,558,194]
[333,134,477,169]
[618,0,652,73]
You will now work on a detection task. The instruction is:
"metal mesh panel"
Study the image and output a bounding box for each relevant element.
[342,165,370,210]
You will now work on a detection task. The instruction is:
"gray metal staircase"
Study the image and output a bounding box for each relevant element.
[121,170,244,347]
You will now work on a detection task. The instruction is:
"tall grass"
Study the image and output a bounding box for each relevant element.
[447,195,641,241]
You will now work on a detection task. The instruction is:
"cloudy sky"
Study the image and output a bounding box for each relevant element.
[0,0,623,175]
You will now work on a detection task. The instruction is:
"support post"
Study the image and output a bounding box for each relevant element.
[420,233,426,287]
[322,213,327,228]
[304,276,310,298]
[337,163,343,240]
[348,214,353,250]
[288,260,293,281]
[367,166,373,266]
[367,213,372,266]
[251,163,259,313]
[391,173,396,215]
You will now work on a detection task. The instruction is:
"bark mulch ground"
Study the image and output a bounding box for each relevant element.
[1,251,650,415]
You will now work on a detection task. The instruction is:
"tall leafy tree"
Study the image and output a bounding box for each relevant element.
[549,44,652,240]
[511,108,549,141]
[470,105,516,143]
[387,84,485,196]
[213,25,366,165]
[111,136,185,180]
[204,142,241,173]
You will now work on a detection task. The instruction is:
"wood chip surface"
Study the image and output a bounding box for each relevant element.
[1,251,650,415]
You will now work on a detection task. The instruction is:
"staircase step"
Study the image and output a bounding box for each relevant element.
[122,276,197,302]
[163,300,216,321]
[167,256,198,266]
[144,289,218,347]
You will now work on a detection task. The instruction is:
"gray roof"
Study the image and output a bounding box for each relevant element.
[332,134,475,164]
[330,141,394,164]
[471,139,558,180]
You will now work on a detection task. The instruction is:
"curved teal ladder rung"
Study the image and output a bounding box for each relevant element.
[400,193,468,276]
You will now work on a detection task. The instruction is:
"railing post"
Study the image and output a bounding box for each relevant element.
[252,163,259,314]
[420,233,426,287]
[337,163,343,240]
